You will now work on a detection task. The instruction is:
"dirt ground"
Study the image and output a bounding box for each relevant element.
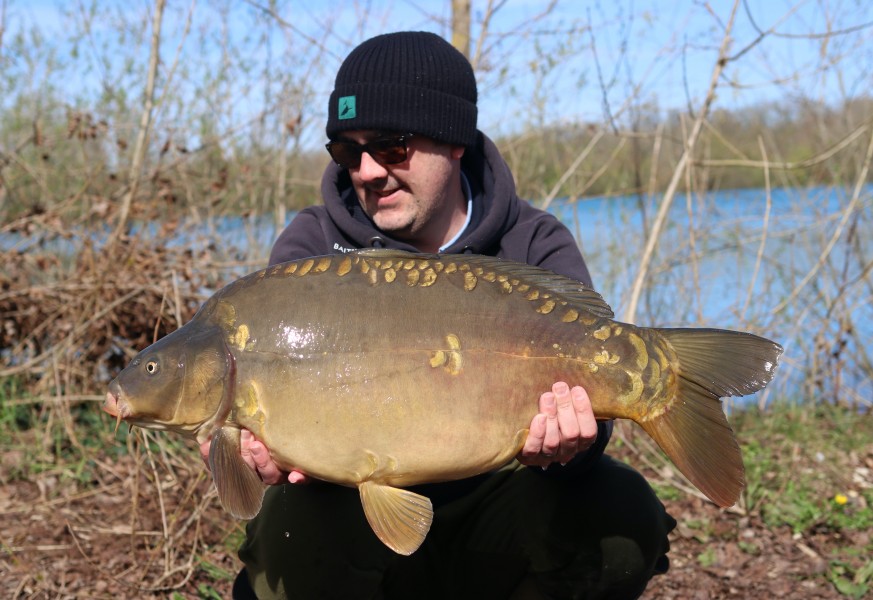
[642,497,854,599]
[0,438,856,600]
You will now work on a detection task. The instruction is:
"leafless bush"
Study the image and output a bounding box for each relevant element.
[1,233,207,390]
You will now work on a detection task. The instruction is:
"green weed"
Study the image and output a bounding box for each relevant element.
[827,559,873,600]
[196,583,225,599]
[197,555,236,582]
[737,540,760,555]
[0,378,35,442]
[650,481,682,502]
[683,518,713,543]
[697,547,718,568]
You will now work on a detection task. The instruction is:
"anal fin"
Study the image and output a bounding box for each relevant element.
[359,481,433,556]
[209,426,266,519]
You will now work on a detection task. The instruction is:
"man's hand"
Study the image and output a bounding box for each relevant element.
[199,430,309,485]
[517,382,598,468]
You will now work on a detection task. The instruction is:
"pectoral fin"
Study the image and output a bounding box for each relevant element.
[359,481,433,556]
[209,426,266,519]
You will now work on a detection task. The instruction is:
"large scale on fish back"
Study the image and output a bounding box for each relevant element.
[104,249,782,555]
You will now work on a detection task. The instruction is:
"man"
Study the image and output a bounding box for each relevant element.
[207,31,675,600]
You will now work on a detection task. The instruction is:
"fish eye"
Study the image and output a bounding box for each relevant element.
[145,360,159,375]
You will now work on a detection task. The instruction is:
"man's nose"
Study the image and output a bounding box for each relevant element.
[357,151,388,181]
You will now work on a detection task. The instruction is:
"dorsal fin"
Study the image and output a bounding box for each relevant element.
[353,249,614,319]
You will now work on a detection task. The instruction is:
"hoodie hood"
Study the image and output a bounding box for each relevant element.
[320,131,521,254]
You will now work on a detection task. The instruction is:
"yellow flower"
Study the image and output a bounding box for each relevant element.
[834,493,848,505]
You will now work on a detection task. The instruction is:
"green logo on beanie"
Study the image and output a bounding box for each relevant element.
[338,96,356,120]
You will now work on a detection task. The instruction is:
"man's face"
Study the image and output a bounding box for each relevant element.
[337,131,466,244]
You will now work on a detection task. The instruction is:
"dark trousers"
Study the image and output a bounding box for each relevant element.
[235,456,675,600]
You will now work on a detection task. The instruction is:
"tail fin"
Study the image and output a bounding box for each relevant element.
[638,329,782,507]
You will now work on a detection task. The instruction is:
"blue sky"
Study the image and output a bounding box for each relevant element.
[6,1,872,145]
[279,0,873,127]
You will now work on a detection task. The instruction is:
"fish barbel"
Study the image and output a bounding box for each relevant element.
[104,250,782,555]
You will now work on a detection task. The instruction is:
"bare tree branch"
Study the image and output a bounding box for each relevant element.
[623,0,741,323]
[771,127,873,315]
[540,130,605,211]
[109,0,166,245]
[741,135,772,323]
[243,0,342,61]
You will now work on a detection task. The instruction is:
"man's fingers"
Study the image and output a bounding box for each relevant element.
[238,430,286,485]
[521,413,547,459]
[249,439,272,471]
[287,471,309,484]
[199,440,211,470]
[203,428,300,486]
[517,384,600,468]
[540,390,561,457]
[571,385,598,451]
[239,429,257,470]
[553,382,581,459]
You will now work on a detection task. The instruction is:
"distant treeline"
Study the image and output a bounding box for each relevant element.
[503,97,873,202]
[2,94,871,227]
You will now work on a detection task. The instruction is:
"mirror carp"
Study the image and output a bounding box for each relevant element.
[104,249,782,555]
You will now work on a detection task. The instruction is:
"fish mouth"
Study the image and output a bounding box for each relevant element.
[103,389,130,433]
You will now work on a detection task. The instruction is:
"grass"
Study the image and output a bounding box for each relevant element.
[734,403,873,533]
[738,403,873,597]
[829,559,873,600]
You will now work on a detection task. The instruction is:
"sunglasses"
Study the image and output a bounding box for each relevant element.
[325,134,414,169]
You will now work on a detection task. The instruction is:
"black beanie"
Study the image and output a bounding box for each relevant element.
[326,31,478,147]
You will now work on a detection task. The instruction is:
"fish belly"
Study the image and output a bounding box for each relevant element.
[233,341,586,487]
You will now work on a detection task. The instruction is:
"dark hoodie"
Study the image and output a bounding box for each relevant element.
[268,131,612,503]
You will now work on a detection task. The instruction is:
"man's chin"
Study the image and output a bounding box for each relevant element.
[370,210,413,233]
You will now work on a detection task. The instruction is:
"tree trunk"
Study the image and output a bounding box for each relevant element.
[451,0,471,58]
